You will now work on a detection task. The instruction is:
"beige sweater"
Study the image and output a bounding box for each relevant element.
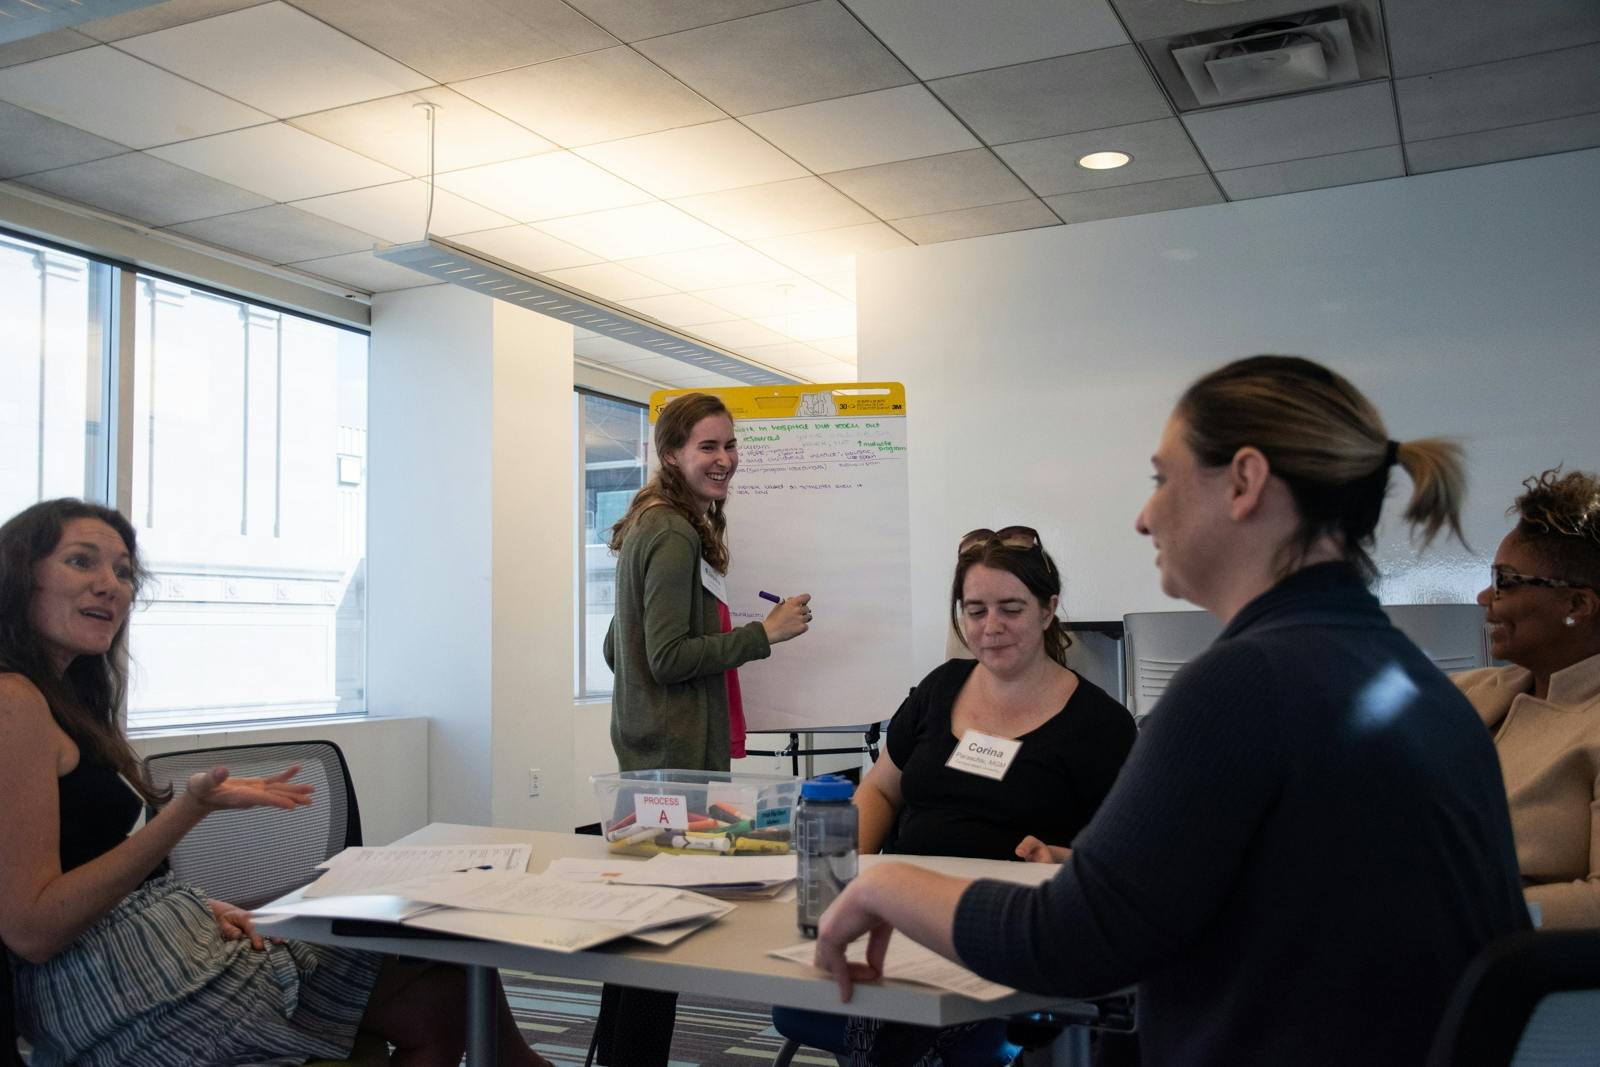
[1456,652,1600,929]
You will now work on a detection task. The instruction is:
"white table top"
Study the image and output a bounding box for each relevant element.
[258,823,1088,1028]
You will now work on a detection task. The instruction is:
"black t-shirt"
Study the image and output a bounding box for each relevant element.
[886,658,1136,861]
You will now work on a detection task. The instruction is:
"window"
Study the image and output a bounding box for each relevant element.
[575,390,648,697]
[126,278,369,728]
[0,226,370,730]
[0,233,113,519]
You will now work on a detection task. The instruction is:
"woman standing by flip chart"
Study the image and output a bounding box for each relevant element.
[595,391,812,1065]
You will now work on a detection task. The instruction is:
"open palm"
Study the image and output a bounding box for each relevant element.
[187,764,315,812]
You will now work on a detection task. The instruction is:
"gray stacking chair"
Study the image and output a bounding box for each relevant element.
[1121,610,1223,720]
[1426,930,1600,1067]
[1381,603,1489,674]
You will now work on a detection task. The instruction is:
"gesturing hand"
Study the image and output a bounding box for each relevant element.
[187,764,314,813]
[763,593,813,644]
[812,878,893,1003]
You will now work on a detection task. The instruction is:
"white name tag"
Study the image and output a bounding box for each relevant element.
[700,558,728,604]
[635,792,688,830]
[945,729,1022,781]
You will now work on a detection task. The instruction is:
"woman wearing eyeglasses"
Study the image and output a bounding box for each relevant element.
[1455,468,1600,930]
[813,356,1529,1067]
[819,526,1135,1064]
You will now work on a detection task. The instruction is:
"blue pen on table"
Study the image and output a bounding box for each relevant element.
[758,591,782,604]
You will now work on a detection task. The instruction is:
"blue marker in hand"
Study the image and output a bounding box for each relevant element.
[758,591,782,604]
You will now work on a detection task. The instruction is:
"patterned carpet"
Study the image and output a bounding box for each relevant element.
[502,970,840,1067]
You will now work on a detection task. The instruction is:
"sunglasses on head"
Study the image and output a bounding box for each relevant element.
[958,526,1043,556]
[1489,564,1588,596]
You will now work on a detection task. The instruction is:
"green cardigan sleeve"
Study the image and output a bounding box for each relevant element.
[635,518,770,684]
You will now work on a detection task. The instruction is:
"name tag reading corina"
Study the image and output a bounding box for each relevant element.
[945,729,1021,781]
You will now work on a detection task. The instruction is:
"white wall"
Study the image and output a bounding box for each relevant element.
[858,149,1600,672]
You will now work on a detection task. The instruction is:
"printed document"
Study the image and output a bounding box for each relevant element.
[304,844,532,898]
[770,936,1016,1002]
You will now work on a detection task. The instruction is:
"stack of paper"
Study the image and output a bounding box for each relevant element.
[770,935,1016,1002]
[543,853,795,898]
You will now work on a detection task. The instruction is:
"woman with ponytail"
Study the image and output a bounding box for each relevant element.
[813,356,1529,1067]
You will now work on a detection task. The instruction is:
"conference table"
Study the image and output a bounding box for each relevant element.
[259,823,1102,1066]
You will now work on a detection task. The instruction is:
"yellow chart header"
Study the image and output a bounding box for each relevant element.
[649,382,906,423]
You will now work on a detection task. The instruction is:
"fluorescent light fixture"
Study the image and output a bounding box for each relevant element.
[0,0,166,43]
[1078,151,1132,170]
[374,235,796,385]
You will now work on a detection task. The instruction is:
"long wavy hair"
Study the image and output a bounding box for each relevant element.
[0,498,168,804]
[608,392,734,572]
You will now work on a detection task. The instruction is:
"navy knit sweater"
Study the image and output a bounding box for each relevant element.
[953,563,1529,1066]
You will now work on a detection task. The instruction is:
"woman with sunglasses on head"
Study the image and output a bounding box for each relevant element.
[1455,468,1600,929]
[0,499,552,1067]
[815,527,1135,1065]
[597,392,811,1066]
[813,356,1529,1067]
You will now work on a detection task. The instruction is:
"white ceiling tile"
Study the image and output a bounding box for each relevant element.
[0,28,93,68]
[1216,146,1404,200]
[565,0,811,42]
[116,2,432,117]
[930,47,1169,144]
[449,225,605,272]
[783,361,859,383]
[287,249,440,293]
[148,123,407,200]
[889,198,1059,243]
[451,46,723,147]
[545,262,677,302]
[695,277,849,318]
[1386,0,1600,77]
[620,293,734,327]
[618,243,796,290]
[811,335,857,360]
[434,153,651,222]
[996,119,1206,196]
[535,202,730,259]
[689,318,791,349]
[811,270,855,298]
[750,221,911,273]
[1043,175,1222,224]
[290,88,556,177]
[575,120,806,198]
[0,101,127,178]
[822,149,1031,218]
[635,1,912,115]
[15,151,272,225]
[670,176,873,240]
[289,0,617,83]
[743,84,978,172]
[1395,45,1600,143]
[0,45,271,149]
[754,305,856,341]
[291,181,515,244]
[166,203,381,262]
[1183,82,1398,171]
[846,0,1128,79]
[76,0,267,41]
[1406,112,1600,175]
[737,341,841,370]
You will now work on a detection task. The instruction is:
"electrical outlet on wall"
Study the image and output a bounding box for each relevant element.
[528,768,542,797]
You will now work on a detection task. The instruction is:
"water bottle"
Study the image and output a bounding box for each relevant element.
[795,773,858,938]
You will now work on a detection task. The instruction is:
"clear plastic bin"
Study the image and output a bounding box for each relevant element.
[591,769,801,856]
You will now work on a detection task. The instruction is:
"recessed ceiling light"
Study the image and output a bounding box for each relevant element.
[1077,151,1132,170]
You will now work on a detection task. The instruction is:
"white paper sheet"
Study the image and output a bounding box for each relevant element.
[770,935,1016,1002]
[252,894,438,923]
[399,908,631,953]
[609,853,796,889]
[380,870,716,927]
[304,844,532,898]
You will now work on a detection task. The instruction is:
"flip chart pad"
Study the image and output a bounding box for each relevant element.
[652,384,912,732]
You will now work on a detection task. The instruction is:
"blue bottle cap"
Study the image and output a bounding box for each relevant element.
[801,773,855,801]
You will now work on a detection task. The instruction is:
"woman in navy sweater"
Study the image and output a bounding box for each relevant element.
[813,356,1529,1066]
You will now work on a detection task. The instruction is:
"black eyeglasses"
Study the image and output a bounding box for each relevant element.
[1490,564,1588,596]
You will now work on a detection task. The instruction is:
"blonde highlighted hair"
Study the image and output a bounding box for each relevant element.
[1509,467,1600,589]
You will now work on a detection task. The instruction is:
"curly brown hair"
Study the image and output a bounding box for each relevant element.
[1510,467,1600,589]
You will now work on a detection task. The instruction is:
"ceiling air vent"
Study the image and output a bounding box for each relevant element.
[1171,9,1358,105]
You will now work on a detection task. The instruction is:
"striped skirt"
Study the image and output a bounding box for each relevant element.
[10,874,384,1067]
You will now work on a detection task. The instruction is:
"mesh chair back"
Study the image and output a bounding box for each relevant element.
[142,741,362,910]
[1382,603,1489,674]
[1122,610,1223,719]
[1427,930,1600,1067]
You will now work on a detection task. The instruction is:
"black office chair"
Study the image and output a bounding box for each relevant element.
[1427,929,1600,1067]
[143,740,362,909]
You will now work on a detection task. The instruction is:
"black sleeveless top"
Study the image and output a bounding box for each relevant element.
[58,739,168,879]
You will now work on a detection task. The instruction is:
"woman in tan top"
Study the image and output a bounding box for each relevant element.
[1456,467,1600,929]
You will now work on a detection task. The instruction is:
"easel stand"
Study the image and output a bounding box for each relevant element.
[746,723,881,778]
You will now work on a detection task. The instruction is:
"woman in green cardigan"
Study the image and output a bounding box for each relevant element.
[594,391,811,1066]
